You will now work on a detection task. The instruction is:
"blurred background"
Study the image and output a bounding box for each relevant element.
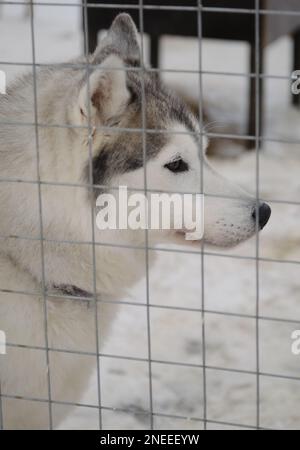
[0,0,300,430]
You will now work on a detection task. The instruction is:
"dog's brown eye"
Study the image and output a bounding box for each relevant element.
[164,158,189,173]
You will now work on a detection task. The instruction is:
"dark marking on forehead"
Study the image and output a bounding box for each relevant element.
[170,99,198,137]
[89,130,168,193]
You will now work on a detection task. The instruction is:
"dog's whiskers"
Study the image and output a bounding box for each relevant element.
[203,121,228,133]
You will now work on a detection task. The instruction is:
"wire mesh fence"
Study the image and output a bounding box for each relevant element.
[0,0,299,430]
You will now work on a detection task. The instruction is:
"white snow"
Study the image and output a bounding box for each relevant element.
[1,2,300,430]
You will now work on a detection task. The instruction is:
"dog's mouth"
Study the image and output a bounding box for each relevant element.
[172,229,203,247]
[173,227,257,249]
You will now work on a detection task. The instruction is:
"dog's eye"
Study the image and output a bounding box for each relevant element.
[164,158,189,173]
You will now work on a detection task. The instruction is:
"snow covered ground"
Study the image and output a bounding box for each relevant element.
[1,1,300,430]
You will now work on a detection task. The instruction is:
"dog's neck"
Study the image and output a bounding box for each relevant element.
[2,238,154,305]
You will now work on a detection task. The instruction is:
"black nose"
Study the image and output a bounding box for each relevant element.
[252,203,271,230]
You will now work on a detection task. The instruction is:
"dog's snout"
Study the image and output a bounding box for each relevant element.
[252,203,271,230]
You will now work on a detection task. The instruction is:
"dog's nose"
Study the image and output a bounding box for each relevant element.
[252,203,271,229]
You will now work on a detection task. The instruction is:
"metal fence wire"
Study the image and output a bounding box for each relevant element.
[0,0,300,431]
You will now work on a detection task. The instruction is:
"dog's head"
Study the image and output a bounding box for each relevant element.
[75,14,271,248]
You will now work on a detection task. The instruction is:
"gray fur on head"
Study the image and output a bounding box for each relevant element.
[93,13,140,63]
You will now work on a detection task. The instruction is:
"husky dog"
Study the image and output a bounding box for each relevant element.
[0,14,271,429]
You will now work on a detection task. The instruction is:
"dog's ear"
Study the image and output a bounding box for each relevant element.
[93,13,140,63]
[78,54,130,125]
